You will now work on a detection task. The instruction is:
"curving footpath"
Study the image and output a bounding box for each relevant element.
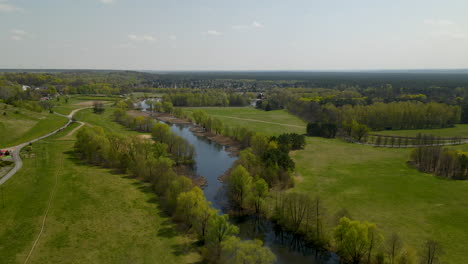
[0,107,91,186]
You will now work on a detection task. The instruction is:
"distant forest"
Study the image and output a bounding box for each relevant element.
[1,70,468,129]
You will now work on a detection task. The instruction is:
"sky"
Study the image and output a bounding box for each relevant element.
[0,0,467,70]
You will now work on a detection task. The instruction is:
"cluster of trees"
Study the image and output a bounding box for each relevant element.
[411,146,468,180]
[113,109,195,164]
[290,101,460,131]
[162,91,250,107]
[307,123,338,138]
[74,125,275,263]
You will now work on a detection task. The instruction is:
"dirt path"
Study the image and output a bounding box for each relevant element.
[0,107,89,186]
[60,121,86,140]
[23,154,63,264]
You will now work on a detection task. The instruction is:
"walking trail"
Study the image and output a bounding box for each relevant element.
[0,106,90,186]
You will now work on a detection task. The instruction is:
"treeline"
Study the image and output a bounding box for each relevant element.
[411,146,468,180]
[112,108,194,165]
[162,91,250,107]
[289,101,460,131]
[74,126,276,264]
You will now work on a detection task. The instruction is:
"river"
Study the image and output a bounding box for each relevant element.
[142,104,339,263]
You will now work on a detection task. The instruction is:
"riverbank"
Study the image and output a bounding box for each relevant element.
[129,110,242,156]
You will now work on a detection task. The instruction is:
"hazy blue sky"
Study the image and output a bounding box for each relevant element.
[1,0,467,70]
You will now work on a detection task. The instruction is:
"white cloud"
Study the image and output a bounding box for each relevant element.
[232,25,249,30]
[10,29,29,41]
[423,19,455,26]
[99,0,115,4]
[252,21,264,28]
[232,21,265,30]
[128,34,157,42]
[11,35,22,41]
[0,1,23,12]
[11,29,26,35]
[203,30,222,36]
[118,43,134,49]
[169,34,177,41]
[429,30,466,40]
[424,19,466,40]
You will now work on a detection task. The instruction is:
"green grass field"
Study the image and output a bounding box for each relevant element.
[53,96,117,115]
[0,119,199,263]
[184,107,307,136]
[374,124,468,138]
[291,138,468,263]
[74,107,146,136]
[0,103,69,147]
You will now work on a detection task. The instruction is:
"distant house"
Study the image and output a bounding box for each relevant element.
[22,85,31,91]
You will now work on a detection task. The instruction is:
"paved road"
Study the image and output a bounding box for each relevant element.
[0,107,90,186]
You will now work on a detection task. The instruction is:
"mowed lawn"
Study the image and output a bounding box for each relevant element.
[0,104,69,147]
[374,124,468,138]
[291,138,468,263]
[184,107,307,136]
[0,124,199,263]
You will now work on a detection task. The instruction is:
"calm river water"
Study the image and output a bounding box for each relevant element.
[167,122,339,264]
[140,102,338,263]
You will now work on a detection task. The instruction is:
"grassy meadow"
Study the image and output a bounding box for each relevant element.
[53,96,118,115]
[0,103,69,147]
[184,107,307,136]
[0,116,199,264]
[291,138,468,263]
[73,107,147,136]
[374,124,468,138]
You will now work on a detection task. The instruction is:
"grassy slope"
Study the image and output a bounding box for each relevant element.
[73,107,145,136]
[190,107,468,263]
[184,107,307,136]
[374,124,468,138]
[53,96,117,115]
[0,117,198,264]
[0,104,68,147]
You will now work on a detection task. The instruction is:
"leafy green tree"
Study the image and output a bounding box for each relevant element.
[249,177,268,213]
[162,101,174,113]
[351,121,370,142]
[221,236,276,264]
[175,187,206,229]
[152,123,171,143]
[205,214,239,262]
[227,165,252,209]
[164,176,193,213]
[334,217,383,264]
